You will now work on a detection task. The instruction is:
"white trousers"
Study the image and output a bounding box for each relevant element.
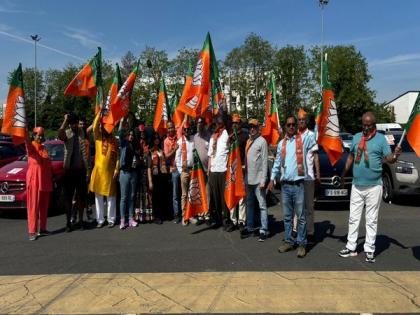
[230,198,246,224]
[346,185,382,253]
[95,193,116,224]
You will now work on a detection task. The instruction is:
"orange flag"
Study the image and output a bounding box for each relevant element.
[177,33,211,118]
[64,47,102,99]
[184,149,209,220]
[153,76,170,136]
[102,62,138,133]
[224,128,246,210]
[405,92,420,157]
[315,54,343,166]
[1,63,27,144]
[261,73,281,146]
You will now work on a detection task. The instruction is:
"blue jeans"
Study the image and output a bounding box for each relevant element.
[119,170,138,220]
[172,170,181,219]
[281,182,306,246]
[246,184,268,235]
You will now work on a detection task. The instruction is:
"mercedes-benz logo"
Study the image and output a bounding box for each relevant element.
[0,182,8,194]
[331,176,341,188]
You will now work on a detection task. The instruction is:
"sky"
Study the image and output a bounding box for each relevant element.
[1,0,420,105]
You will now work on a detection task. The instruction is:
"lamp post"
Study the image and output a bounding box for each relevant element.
[30,34,41,127]
[319,0,329,91]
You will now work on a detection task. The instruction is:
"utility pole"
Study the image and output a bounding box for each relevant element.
[31,34,41,127]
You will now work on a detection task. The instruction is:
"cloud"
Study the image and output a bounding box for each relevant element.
[370,53,420,68]
[0,30,84,61]
[63,27,103,49]
[0,2,45,14]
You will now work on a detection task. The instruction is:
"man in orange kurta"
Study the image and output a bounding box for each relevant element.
[26,127,53,241]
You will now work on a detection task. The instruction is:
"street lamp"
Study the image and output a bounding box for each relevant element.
[319,0,329,91]
[30,34,41,127]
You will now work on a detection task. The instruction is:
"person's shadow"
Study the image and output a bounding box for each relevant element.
[306,220,337,253]
[355,234,409,257]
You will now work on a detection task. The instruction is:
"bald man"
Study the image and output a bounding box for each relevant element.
[339,112,401,263]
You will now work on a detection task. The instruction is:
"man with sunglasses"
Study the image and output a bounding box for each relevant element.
[339,112,401,263]
[175,120,195,225]
[267,115,316,258]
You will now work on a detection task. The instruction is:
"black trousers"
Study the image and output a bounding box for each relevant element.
[208,171,228,225]
[63,168,87,224]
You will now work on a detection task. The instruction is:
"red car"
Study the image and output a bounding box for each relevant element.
[0,141,25,168]
[0,140,65,212]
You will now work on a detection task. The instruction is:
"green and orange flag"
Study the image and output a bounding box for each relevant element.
[184,149,209,221]
[153,76,170,136]
[1,63,27,144]
[315,54,343,166]
[102,62,138,133]
[261,73,281,146]
[224,128,246,210]
[169,89,184,129]
[177,33,212,118]
[404,92,420,157]
[64,47,102,100]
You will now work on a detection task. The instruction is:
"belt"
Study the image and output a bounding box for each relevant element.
[281,179,304,186]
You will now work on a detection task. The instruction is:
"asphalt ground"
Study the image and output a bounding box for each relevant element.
[1,191,420,275]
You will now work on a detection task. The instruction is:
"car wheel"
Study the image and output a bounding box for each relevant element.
[382,172,393,203]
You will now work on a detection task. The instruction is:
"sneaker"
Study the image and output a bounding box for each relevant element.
[108,222,115,228]
[253,229,260,237]
[189,217,198,225]
[28,234,37,241]
[278,242,294,253]
[37,230,51,237]
[258,233,267,242]
[129,218,138,227]
[338,248,357,258]
[182,219,189,226]
[120,219,126,230]
[297,246,306,258]
[365,252,376,263]
[238,222,245,233]
[97,221,106,228]
[240,228,252,239]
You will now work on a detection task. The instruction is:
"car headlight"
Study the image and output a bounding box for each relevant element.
[396,160,415,174]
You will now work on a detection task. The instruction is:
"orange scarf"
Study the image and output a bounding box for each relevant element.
[32,141,49,159]
[281,133,304,176]
[211,127,225,156]
[356,129,376,165]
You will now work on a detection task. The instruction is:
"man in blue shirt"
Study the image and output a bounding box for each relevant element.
[268,115,317,258]
[339,112,401,263]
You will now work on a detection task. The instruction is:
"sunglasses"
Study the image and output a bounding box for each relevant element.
[286,123,296,127]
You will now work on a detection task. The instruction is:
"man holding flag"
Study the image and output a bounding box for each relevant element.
[339,112,401,263]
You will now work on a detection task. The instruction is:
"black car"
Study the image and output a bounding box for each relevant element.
[315,146,352,205]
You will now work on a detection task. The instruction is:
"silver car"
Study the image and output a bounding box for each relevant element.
[340,132,353,150]
[382,131,420,202]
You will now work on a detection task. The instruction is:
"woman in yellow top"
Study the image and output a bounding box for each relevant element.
[89,113,120,228]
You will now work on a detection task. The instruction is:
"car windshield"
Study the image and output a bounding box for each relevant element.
[21,143,64,161]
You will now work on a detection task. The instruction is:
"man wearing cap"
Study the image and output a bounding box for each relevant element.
[293,109,320,242]
[164,121,181,223]
[208,115,230,228]
[267,115,316,258]
[241,118,269,241]
[228,113,248,232]
[58,113,90,232]
[175,120,195,225]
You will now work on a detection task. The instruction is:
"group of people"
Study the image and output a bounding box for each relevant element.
[25,109,402,263]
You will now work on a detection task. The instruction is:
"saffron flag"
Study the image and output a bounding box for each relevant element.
[315,54,343,166]
[169,90,184,128]
[102,62,137,133]
[1,63,27,145]
[64,47,102,99]
[177,33,212,118]
[153,76,170,136]
[405,92,420,157]
[261,73,281,146]
[184,149,209,221]
[224,128,246,210]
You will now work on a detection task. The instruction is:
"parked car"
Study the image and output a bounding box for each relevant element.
[0,141,25,168]
[382,131,420,202]
[340,132,353,150]
[0,140,65,212]
[376,123,403,133]
[315,145,352,205]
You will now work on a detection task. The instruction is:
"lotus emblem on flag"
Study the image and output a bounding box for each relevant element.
[188,178,202,205]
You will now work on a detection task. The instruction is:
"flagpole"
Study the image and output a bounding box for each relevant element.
[319,0,329,93]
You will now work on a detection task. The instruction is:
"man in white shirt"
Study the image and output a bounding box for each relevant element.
[208,115,229,228]
[175,120,194,225]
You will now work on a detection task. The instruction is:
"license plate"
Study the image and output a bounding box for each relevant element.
[325,189,348,197]
[0,195,15,202]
